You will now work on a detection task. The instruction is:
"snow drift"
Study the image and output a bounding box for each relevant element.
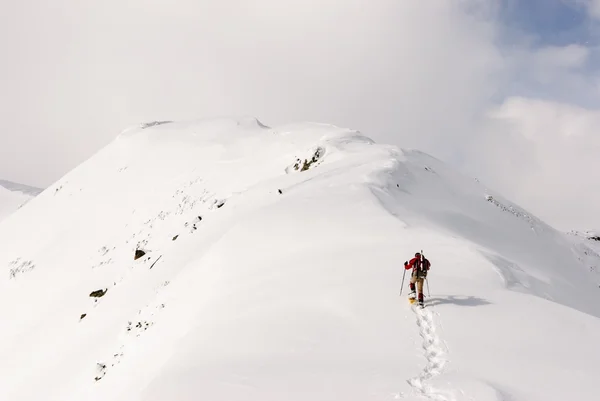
[0,117,599,401]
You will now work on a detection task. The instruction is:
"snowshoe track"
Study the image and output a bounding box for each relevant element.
[407,305,453,401]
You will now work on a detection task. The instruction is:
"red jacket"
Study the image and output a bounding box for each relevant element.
[405,256,431,271]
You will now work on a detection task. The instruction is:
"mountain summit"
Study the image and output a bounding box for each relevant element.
[0,118,599,401]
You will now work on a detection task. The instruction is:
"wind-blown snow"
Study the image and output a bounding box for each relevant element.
[0,180,41,222]
[0,117,599,401]
[0,179,43,196]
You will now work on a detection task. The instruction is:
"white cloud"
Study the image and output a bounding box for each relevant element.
[0,0,504,187]
[469,97,600,230]
[501,43,594,92]
[587,0,600,18]
[533,44,589,69]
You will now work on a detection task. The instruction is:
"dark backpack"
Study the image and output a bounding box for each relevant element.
[415,257,429,278]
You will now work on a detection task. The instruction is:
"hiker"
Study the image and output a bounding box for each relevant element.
[404,252,430,305]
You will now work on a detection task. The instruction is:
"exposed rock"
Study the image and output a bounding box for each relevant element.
[293,147,325,172]
[8,258,35,279]
[287,147,326,174]
[94,362,107,381]
[134,249,146,260]
[89,289,107,298]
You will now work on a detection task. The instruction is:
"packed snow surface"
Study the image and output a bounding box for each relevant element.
[0,180,41,222]
[0,117,599,401]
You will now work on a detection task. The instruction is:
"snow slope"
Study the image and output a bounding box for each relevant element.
[0,117,599,401]
[0,180,42,222]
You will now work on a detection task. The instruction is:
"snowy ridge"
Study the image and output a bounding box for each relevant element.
[0,179,43,196]
[0,117,599,401]
[568,229,600,241]
[484,194,542,231]
[567,230,600,287]
[0,179,42,222]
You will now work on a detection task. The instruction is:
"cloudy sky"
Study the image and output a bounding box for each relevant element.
[1,0,599,231]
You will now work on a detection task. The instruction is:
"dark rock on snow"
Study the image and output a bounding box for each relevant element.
[89,289,107,298]
[134,249,146,260]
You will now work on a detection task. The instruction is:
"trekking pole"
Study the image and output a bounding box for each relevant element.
[400,268,406,296]
[421,250,431,297]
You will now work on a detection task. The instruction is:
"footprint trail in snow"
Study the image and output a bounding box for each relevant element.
[407,305,454,401]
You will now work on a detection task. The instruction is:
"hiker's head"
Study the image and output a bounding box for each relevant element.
[415,252,421,257]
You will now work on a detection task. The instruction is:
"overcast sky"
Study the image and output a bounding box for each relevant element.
[1,0,600,231]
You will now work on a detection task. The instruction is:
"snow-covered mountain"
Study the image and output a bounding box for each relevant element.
[0,179,42,222]
[569,229,600,242]
[0,117,599,401]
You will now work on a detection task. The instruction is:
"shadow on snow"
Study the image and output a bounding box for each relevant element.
[425,295,492,307]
